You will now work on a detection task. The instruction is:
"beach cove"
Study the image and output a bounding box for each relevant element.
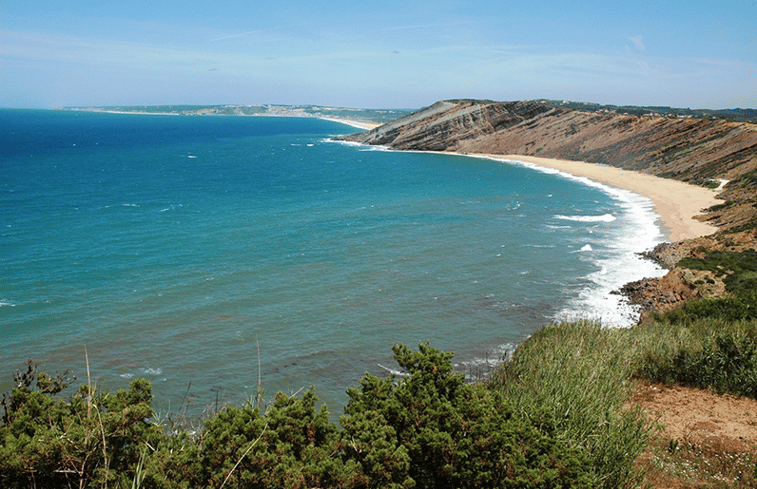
[1,109,683,414]
[324,112,723,243]
[470,154,723,242]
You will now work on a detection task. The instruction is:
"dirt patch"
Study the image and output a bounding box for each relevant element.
[631,382,757,487]
[632,382,757,449]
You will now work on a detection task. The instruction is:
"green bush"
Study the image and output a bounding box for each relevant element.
[342,342,593,488]
[658,293,757,324]
[0,361,160,488]
[198,388,358,489]
[678,250,757,296]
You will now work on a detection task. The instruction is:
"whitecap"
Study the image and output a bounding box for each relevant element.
[555,188,666,327]
[580,244,593,251]
[460,154,666,327]
[555,214,616,223]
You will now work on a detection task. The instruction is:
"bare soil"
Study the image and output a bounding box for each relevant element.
[632,382,757,449]
[631,382,757,487]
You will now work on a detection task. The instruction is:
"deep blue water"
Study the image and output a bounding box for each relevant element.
[0,109,664,414]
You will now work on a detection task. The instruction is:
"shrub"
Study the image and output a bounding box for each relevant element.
[677,250,757,296]
[341,342,593,488]
[0,361,160,488]
[199,388,358,489]
[658,293,757,324]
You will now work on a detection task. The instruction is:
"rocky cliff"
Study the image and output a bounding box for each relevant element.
[339,99,757,318]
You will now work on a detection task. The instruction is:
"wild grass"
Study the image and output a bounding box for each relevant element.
[487,317,757,488]
[634,318,757,397]
[487,321,654,488]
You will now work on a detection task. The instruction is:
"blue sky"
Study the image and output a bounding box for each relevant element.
[2,1,755,109]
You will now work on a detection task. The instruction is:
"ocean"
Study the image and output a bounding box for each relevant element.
[0,109,665,414]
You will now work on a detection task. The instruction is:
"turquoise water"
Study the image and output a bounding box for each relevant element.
[0,110,664,414]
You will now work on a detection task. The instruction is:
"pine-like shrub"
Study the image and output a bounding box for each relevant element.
[341,342,593,488]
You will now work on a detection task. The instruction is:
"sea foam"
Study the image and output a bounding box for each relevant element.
[555,214,617,222]
[478,155,667,327]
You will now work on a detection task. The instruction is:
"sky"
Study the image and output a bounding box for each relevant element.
[1,0,756,109]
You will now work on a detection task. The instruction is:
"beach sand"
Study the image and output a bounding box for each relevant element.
[318,116,380,130]
[473,154,723,242]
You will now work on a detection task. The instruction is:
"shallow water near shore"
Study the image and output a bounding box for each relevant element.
[0,109,665,414]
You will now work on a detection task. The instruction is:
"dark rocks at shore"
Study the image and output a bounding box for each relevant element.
[620,269,699,320]
[639,242,692,269]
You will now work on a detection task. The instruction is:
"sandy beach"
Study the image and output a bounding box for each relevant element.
[472,154,723,242]
[317,116,380,131]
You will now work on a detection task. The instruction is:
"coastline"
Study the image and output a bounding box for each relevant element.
[62,107,383,131]
[470,154,723,242]
[316,116,380,131]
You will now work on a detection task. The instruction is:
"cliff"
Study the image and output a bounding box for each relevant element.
[339,99,757,317]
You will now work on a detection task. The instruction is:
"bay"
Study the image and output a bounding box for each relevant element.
[0,109,664,414]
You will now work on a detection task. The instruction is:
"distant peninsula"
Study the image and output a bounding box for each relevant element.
[64,103,405,130]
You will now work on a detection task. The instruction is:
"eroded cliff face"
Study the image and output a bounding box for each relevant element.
[339,99,757,319]
[344,100,757,178]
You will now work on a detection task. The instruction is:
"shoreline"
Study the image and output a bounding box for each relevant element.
[329,142,675,327]
[469,154,723,242]
[316,116,380,131]
[60,107,383,131]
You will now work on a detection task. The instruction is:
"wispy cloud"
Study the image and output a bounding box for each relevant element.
[3,26,755,108]
[208,26,287,43]
[628,35,645,52]
[383,21,469,31]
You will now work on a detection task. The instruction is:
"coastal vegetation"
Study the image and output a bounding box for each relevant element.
[1,344,593,488]
[4,314,757,488]
[5,100,756,487]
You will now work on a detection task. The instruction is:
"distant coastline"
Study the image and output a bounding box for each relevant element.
[62,104,399,131]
